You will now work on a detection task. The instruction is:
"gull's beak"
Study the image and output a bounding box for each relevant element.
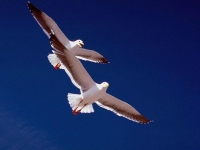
[105,82,109,87]
[80,41,84,47]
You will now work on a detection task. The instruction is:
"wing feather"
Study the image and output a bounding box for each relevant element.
[96,93,152,124]
[28,2,111,64]
[75,48,109,64]
[49,32,95,91]
[27,1,69,47]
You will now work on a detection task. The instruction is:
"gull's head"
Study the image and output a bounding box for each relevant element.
[76,39,84,48]
[102,82,109,88]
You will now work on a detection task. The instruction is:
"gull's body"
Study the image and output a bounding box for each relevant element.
[49,30,152,124]
[27,1,109,70]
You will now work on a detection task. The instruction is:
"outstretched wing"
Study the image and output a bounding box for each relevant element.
[96,93,152,124]
[49,31,95,92]
[27,1,70,47]
[28,1,110,64]
[75,48,109,64]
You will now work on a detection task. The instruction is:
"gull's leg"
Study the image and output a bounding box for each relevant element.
[73,103,87,115]
[72,100,83,115]
[72,107,79,115]
[54,62,61,70]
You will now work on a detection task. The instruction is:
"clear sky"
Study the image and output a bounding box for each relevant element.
[0,0,200,150]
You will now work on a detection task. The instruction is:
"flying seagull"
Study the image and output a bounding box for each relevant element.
[48,30,152,124]
[27,1,109,70]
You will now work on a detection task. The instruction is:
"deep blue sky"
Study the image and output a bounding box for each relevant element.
[0,0,200,149]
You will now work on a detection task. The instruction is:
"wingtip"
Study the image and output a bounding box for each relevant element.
[49,31,55,46]
[27,1,41,14]
[49,30,66,50]
[139,119,153,124]
[100,58,110,64]
[105,58,110,64]
[50,29,55,35]
[27,1,31,6]
[103,60,110,64]
[49,30,55,41]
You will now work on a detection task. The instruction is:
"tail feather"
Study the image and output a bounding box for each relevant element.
[47,53,65,70]
[81,104,94,113]
[68,93,82,111]
[67,93,94,113]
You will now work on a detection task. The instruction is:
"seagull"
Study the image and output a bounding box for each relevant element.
[48,30,152,124]
[27,1,109,70]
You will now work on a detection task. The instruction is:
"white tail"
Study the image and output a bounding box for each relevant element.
[67,93,82,111]
[47,53,64,70]
[67,93,94,113]
[80,104,94,113]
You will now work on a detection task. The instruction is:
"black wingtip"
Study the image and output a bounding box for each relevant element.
[49,30,55,41]
[27,1,41,14]
[100,58,110,64]
[49,35,55,49]
[139,119,153,124]
[27,1,32,7]
[49,30,66,50]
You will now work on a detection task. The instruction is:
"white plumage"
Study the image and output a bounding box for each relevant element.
[48,30,152,124]
[27,1,109,70]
